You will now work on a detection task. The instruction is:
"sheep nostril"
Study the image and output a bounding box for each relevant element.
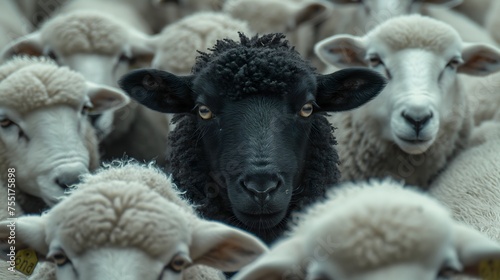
[402,111,433,132]
[55,176,81,190]
[241,173,283,202]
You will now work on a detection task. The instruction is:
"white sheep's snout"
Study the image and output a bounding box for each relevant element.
[391,96,439,155]
[37,163,89,206]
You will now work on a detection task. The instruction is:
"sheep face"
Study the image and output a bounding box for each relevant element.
[0,66,128,206]
[119,33,386,234]
[0,182,268,279]
[315,15,500,155]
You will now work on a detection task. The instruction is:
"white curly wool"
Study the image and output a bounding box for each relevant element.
[0,162,266,280]
[314,15,500,187]
[430,121,500,243]
[151,12,252,75]
[233,179,500,280]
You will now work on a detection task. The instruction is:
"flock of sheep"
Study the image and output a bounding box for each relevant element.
[0,0,499,279]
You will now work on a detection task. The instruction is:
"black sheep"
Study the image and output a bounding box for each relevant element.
[119,33,386,244]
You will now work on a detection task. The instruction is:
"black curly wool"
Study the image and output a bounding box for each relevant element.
[169,33,341,244]
[192,33,315,100]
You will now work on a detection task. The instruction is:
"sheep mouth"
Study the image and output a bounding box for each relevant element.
[234,209,287,229]
[398,137,432,144]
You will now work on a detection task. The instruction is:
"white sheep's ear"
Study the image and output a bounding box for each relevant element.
[293,1,332,27]
[453,223,500,277]
[0,216,49,260]
[314,35,368,68]
[459,43,500,76]
[189,220,268,272]
[233,237,306,280]
[0,32,44,62]
[422,0,463,8]
[85,82,130,115]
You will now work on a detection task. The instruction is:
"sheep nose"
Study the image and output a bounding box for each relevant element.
[55,174,81,190]
[240,173,282,202]
[53,165,87,189]
[401,111,433,134]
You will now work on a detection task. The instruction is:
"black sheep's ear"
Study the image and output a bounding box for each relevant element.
[315,68,386,112]
[118,69,195,113]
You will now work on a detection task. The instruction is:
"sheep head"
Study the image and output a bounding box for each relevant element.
[119,33,385,243]
[315,15,500,155]
[0,57,128,207]
[0,181,267,279]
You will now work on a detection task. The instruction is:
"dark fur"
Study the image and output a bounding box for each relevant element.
[171,34,339,244]
[169,112,339,243]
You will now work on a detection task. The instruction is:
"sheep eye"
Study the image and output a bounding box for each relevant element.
[436,266,459,279]
[119,53,131,62]
[299,103,314,118]
[167,254,192,273]
[0,119,14,128]
[198,105,213,120]
[82,103,93,115]
[368,55,382,67]
[50,252,69,266]
[446,57,463,69]
[47,50,57,61]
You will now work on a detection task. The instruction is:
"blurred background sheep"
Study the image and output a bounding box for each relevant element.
[1,0,500,279]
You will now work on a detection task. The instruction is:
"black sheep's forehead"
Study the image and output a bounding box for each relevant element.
[198,48,313,101]
[192,33,316,101]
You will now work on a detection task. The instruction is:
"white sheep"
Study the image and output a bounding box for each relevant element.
[0,56,128,208]
[429,120,500,244]
[0,6,171,166]
[0,162,267,280]
[0,56,128,280]
[232,179,500,280]
[318,0,496,46]
[150,11,252,75]
[223,0,332,67]
[314,15,500,187]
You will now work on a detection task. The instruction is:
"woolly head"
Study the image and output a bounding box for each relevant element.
[152,12,252,75]
[0,56,128,207]
[79,160,192,213]
[315,15,500,155]
[233,179,500,280]
[0,176,268,280]
[119,33,386,243]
